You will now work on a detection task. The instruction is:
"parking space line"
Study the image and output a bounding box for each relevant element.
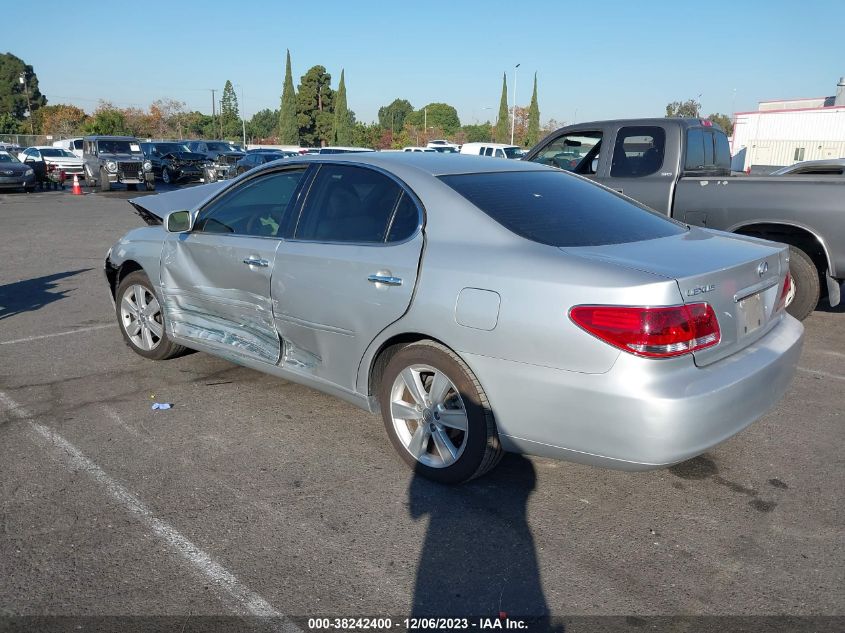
[797,367,845,382]
[0,391,301,632]
[0,323,116,345]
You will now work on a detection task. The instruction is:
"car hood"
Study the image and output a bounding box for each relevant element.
[42,156,83,165]
[128,180,229,225]
[163,151,208,162]
[0,163,30,174]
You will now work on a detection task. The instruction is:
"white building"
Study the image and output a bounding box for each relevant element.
[731,77,845,171]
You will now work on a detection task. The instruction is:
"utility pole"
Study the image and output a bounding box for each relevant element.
[19,73,34,135]
[511,63,520,145]
[210,89,217,138]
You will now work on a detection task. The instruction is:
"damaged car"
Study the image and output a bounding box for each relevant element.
[140,142,210,185]
[104,153,803,484]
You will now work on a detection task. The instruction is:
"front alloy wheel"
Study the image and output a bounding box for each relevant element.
[115,271,184,360]
[161,167,171,184]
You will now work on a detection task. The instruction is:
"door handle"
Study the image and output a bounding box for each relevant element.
[242,257,269,268]
[368,274,402,286]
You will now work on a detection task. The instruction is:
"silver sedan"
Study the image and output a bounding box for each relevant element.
[105,153,803,483]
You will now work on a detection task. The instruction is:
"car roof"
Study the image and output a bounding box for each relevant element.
[263,151,549,178]
[83,135,140,141]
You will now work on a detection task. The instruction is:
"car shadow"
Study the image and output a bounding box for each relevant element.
[0,269,92,320]
[408,454,561,629]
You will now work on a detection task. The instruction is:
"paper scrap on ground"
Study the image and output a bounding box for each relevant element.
[151,402,173,410]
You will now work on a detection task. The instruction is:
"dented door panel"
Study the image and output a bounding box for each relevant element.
[160,232,281,364]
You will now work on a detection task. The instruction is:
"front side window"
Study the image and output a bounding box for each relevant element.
[294,164,412,244]
[610,126,666,177]
[194,168,307,238]
[528,131,602,174]
[440,170,686,247]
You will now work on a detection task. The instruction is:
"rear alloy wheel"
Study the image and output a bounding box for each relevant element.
[99,167,111,192]
[380,341,503,483]
[116,271,185,361]
[785,246,820,321]
[161,167,172,184]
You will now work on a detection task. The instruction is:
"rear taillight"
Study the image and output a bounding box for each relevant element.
[776,272,792,312]
[569,303,721,358]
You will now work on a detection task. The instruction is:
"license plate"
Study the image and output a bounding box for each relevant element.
[738,292,765,335]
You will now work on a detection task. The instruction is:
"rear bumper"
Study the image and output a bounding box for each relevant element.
[463,314,804,470]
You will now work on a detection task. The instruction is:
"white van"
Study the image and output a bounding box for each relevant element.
[459,142,526,159]
[53,137,84,159]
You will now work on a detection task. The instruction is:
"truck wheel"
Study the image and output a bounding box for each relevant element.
[786,246,820,321]
[145,180,156,191]
[99,168,111,192]
[161,167,172,184]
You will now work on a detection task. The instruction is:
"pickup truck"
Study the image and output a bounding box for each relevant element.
[524,118,845,320]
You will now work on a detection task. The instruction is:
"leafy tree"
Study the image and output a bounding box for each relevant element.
[296,65,334,147]
[0,53,47,125]
[378,98,414,133]
[707,112,734,136]
[0,112,20,134]
[35,104,87,137]
[665,99,701,118]
[182,111,215,138]
[405,103,460,136]
[278,50,298,145]
[526,72,540,147]
[249,108,280,141]
[82,102,128,136]
[333,69,353,145]
[494,72,509,143]
[350,122,382,149]
[461,122,493,143]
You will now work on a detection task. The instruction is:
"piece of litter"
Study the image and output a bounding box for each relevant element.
[151,402,173,410]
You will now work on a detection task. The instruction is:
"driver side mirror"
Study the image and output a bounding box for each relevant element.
[165,210,192,233]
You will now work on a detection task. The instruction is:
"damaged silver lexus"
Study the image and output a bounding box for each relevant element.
[104,153,803,483]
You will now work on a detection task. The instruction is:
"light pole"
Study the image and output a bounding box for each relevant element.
[510,63,520,145]
[19,72,34,135]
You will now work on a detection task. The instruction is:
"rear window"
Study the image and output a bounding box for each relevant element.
[439,170,686,247]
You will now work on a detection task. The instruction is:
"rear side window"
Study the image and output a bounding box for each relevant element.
[685,128,730,172]
[439,171,686,247]
[610,126,665,177]
[295,164,412,244]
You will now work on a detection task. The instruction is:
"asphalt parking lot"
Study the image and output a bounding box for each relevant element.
[1,187,843,632]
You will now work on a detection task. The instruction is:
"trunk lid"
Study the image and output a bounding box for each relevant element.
[563,227,789,366]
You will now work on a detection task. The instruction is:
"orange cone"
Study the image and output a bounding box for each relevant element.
[71,174,83,195]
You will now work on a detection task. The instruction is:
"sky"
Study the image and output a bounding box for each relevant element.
[4,0,844,127]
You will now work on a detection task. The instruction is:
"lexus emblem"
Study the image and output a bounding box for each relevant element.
[757,261,769,277]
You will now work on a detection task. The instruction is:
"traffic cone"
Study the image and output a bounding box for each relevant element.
[71,174,83,195]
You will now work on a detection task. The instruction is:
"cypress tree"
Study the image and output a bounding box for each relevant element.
[495,73,509,143]
[278,49,299,144]
[333,69,352,146]
[526,72,540,147]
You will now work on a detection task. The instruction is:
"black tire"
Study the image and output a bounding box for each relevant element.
[99,168,111,192]
[24,186,35,193]
[85,166,96,189]
[786,246,820,321]
[379,340,503,484]
[145,180,156,191]
[161,167,171,184]
[115,270,186,361]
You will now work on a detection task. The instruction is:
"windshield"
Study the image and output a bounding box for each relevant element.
[504,147,526,159]
[0,152,21,163]
[431,146,458,153]
[207,142,243,152]
[155,143,190,154]
[97,140,140,154]
[39,148,76,158]
[440,170,687,247]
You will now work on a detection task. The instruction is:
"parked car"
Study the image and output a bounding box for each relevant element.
[427,140,460,153]
[52,137,84,159]
[403,146,437,153]
[106,153,802,484]
[82,136,155,192]
[234,150,291,175]
[202,151,246,183]
[0,150,36,192]
[140,142,209,184]
[524,118,845,320]
[770,159,845,176]
[318,146,375,154]
[18,146,84,185]
[184,140,245,160]
[460,142,525,158]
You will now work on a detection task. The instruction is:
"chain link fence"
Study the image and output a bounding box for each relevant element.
[0,133,67,149]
